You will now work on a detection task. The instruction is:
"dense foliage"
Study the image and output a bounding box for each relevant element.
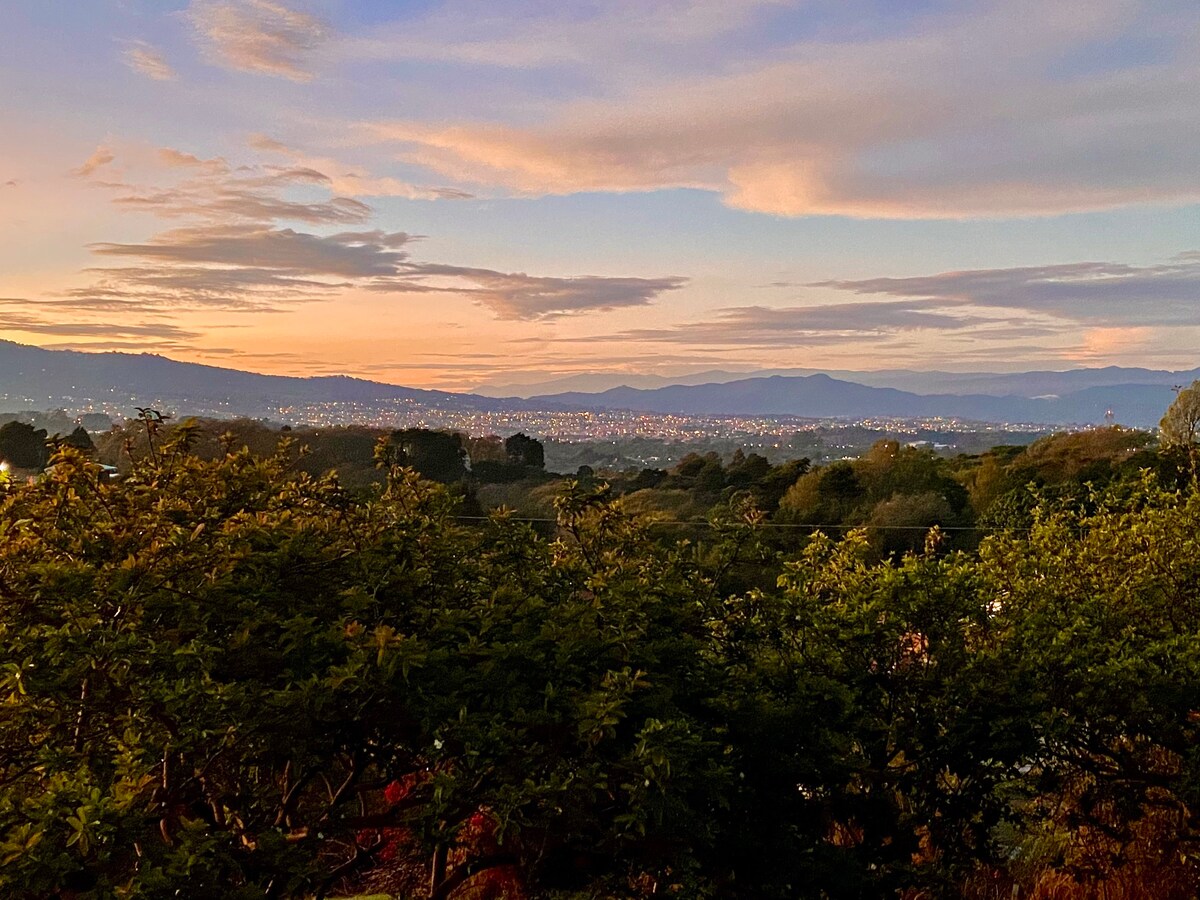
[0,419,1198,897]
[0,421,51,471]
[1160,381,1200,448]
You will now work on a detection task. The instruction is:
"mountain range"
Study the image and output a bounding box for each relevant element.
[529,375,1181,428]
[0,340,1194,430]
[0,340,511,418]
[486,365,1200,400]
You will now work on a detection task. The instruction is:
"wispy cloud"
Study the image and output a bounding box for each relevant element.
[81,147,373,225]
[0,307,199,341]
[187,0,330,81]
[60,144,683,321]
[72,146,116,178]
[122,42,177,81]
[817,257,1200,326]
[35,340,201,353]
[344,0,790,70]
[248,134,475,200]
[558,300,1023,348]
[112,185,372,225]
[92,225,414,278]
[67,225,403,311]
[362,0,1200,218]
[70,264,351,311]
[370,264,687,320]
[79,223,685,318]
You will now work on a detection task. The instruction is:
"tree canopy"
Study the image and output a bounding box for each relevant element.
[0,421,48,470]
[1161,380,1200,447]
[1,418,1199,897]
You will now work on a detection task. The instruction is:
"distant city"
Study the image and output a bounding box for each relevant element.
[1,335,1189,471]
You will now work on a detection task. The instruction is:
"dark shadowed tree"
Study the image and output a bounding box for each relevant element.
[866,490,957,557]
[504,432,545,469]
[61,425,95,453]
[0,421,48,470]
[388,428,468,483]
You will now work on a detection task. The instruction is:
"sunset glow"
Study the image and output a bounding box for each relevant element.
[2,0,1197,390]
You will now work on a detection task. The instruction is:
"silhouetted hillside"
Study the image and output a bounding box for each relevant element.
[0,340,513,417]
[533,374,1175,427]
[0,340,1186,428]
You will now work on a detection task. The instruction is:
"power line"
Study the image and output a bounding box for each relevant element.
[449,515,1033,533]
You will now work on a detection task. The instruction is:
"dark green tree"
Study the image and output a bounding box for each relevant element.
[0,421,48,470]
[387,428,468,483]
[0,445,733,897]
[504,432,544,469]
[3,418,1200,897]
[61,425,96,453]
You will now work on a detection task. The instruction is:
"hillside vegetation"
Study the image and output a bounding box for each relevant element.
[0,390,1198,897]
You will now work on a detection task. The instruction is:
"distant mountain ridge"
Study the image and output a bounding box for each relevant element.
[0,340,1191,429]
[0,340,510,417]
[531,374,1181,428]
[865,366,1200,398]
[489,365,1200,399]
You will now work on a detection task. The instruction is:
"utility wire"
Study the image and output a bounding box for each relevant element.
[449,515,1037,533]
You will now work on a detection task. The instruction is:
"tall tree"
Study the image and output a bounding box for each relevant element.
[1160,380,1200,447]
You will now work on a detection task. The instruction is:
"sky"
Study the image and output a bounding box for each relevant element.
[1,0,1198,392]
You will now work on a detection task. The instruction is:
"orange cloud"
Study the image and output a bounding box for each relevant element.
[123,43,176,81]
[360,0,1200,218]
[1065,326,1154,362]
[248,134,473,200]
[187,0,330,81]
[72,146,115,178]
